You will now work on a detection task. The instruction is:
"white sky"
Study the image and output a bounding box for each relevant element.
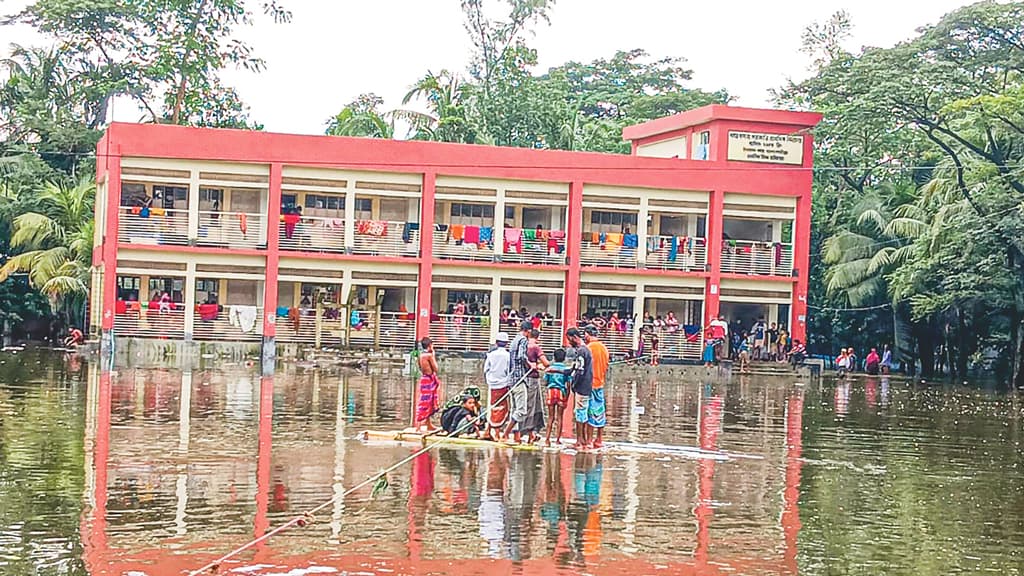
[2,0,975,134]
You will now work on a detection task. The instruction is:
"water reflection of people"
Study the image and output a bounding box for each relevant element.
[567,453,603,563]
[834,380,851,417]
[478,448,509,558]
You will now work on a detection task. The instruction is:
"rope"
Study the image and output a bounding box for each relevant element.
[186,352,648,576]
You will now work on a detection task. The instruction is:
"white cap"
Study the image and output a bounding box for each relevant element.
[496,332,510,343]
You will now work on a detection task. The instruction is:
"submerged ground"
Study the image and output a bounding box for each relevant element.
[0,351,1022,575]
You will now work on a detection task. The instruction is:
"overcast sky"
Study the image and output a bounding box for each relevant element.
[3,0,975,134]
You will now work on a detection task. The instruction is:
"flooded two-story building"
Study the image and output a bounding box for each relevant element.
[89,104,820,361]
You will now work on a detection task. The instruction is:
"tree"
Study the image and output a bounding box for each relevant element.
[326,94,395,139]
[0,177,95,330]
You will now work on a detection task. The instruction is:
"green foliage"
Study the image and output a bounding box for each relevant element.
[781,2,1024,382]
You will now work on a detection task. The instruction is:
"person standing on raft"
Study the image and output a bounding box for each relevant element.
[583,326,610,449]
[483,332,512,440]
[415,337,441,432]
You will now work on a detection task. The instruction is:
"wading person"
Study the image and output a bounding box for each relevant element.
[566,328,594,450]
[544,348,570,446]
[502,321,534,444]
[583,326,609,448]
[415,337,441,432]
[521,329,549,444]
[483,332,511,440]
[880,344,892,374]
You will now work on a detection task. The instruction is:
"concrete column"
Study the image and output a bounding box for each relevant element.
[415,173,436,339]
[637,199,649,266]
[187,169,200,241]
[494,189,506,260]
[633,286,645,352]
[344,186,356,252]
[704,189,724,326]
[99,154,121,355]
[183,264,197,340]
[261,163,283,375]
[490,285,502,341]
[562,181,584,335]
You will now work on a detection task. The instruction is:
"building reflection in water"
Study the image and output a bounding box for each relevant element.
[80,362,805,575]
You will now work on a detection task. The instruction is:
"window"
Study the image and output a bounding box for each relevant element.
[449,202,495,226]
[585,296,633,317]
[505,206,515,221]
[120,183,147,206]
[589,210,637,234]
[199,188,223,211]
[693,130,710,161]
[446,291,489,314]
[150,277,185,303]
[117,276,140,301]
[355,198,373,220]
[153,185,187,209]
[301,284,341,307]
[282,194,298,213]
[697,216,707,238]
[195,279,219,304]
[303,193,346,218]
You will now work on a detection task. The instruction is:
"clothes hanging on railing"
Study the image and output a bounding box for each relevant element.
[450,224,465,242]
[197,303,220,321]
[547,230,565,254]
[504,228,523,253]
[774,243,783,265]
[464,225,480,245]
[434,223,448,232]
[683,324,701,342]
[605,233,623,253]
[287,307,301,331]
[276,306,289,317]
[357,220,388,236]
[668,236,679,262]
[402,222,420,243]
[479,226,493,245]
[283,213,300,238]
[623,234,639,249]
[228,305,258,333]
[236,213,248,236]
[326,218,344,229]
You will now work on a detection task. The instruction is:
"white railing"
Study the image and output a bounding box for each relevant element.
[352,221,419,258]
[192,306,263,342]
[118,207,189,246]
[429,315,492,352]
[720,241,794,276]
[377,311,417,349]
[197,211,263,248]
[113,307,186,339]
[590,326,635,359]
[274,308,318,345]
[580,239,639,268]
[502,235,567,265]
[432,230,495,262]
[645,236,707,272]
[278,217,347,253]
[655,330,704,360]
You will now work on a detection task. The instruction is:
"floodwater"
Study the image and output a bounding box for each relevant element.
[1,352,1022,576]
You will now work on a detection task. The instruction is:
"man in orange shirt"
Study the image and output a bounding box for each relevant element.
[583,326,610,448]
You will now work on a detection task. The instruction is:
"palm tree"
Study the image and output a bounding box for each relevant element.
[325,93,395,139]
[0,177,95,326]
[395,70,475,143]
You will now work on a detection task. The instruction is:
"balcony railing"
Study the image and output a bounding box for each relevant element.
[118,207,189,246]
[502,235,566,265]
[377,311,417,349]
[193,306,263,342]
[113,306,186,339]
[643,328,703,361]
[429,314,492,352]
[197,211,263,249]
[352,221,419,258]
[274,308,414,349]
[720,241,794,276]
[278,216,347,253]
[645,236,707,272]
[433,229,495,262]
[580,237,639,268]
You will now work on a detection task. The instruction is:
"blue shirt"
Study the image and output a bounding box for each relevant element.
[545,362,569,393]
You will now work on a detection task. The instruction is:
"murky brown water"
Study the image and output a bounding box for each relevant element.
[1,351,1023,575]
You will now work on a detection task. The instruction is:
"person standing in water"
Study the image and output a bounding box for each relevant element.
[503,321,535,443]
[566,328,594,449]
[415,337,441,432]
[880,344,893,374]
[583,326,610,448]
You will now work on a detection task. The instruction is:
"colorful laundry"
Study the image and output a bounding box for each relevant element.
[402,222,420,243]
[450,224,465,242]
[236,212,248,236]
[479,226,493,244]
[357,220,388,236]
[623,234,638,249]
[198,303,220,321]
[504,228,523,254]
[464,225,481,246]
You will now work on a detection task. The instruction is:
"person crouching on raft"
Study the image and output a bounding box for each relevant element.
[415,337,441,433]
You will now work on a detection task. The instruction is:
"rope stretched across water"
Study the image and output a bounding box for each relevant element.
[185,354,648,575]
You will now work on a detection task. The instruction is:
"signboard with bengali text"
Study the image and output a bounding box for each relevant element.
[727,131,804,165]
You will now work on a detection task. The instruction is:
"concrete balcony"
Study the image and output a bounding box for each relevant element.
[720,241,794,276]
[117,207,189,246]
[580,236,639,268]
[352,220,419,258]
[278,216,347,253]
[197,211,264,249]
[644,236,707,272]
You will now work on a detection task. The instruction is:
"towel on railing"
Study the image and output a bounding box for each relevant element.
[605,233,623,253]
[276,306,289,317]
[523,229,536,241]
[464,225,480,246]
[683,324,701,342]
[283,213,300,238]
[397,222,417,241]
[229,305,258,333]
[504,228,523,253]
[434,223,448,232]
[775,243,783,265]
[357,220,388,236]
[198,303,220,321]
[668,236,679,262]
[151,208,165,217]
[479,226,493,244]
[450,224,465,242]
[236,213,248,236]
[623,234,638,248]
[647,236,661,252]
[288,307,301,331]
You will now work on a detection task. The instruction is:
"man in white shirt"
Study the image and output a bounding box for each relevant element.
[709,314,730,358]
[483,332,512,439]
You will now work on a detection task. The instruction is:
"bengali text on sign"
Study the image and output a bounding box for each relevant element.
[727,131,804,165]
